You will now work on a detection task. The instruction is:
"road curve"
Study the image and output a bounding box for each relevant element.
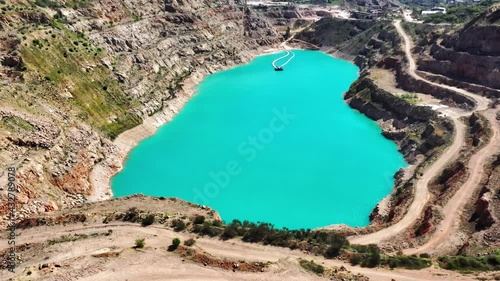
[349,20,499,248]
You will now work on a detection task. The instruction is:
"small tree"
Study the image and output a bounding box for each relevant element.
[168,238,181,251]
[134,238,145,249]
[172,238,181,247]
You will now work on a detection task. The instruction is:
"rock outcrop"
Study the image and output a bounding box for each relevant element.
[0,0,279,224]
[344,77,454,226]
[344,77,449,163]
[416,4,500,91]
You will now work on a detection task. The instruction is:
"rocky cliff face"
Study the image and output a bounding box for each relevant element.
[295,18,397,64]
[416,4,500,91]
[344,77,449,162]
[344,77,454,226]
[0,0,279,224]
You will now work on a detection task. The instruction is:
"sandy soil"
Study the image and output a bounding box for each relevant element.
[350,21,499,250]
[1,220,483,281]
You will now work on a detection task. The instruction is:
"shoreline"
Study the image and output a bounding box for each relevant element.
[88,46,283,202]
[87,45,410,234]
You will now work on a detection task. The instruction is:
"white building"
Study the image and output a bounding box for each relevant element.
[422,7,446,17]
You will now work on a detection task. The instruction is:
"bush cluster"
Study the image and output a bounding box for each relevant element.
[207,220,349,258]
[438,255,500,271]
[299,259,325,275]
[141,215,155,227]
[348,244,381,268]
[171,219,186,232]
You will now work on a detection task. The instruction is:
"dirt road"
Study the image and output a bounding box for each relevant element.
[2,222,478,281]
[350,21,499,249]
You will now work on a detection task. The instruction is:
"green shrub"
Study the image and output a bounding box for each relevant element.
[193,215,205,224]
[172,238,180,247]
[168,238,181,251]
[171,219,186,232]
[348,244,382,268]
[438,255,500,271]
[384,255,431,269]
[221,225,238,240]
[141,215,155,227]
[123,207,140,222]
[324,235,349,259]
[134,238,145,249]
[299,259,324,275]
[192,221,222,237]
[350,254,363,265]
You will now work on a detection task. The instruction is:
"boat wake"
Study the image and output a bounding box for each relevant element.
[272,50,295,71]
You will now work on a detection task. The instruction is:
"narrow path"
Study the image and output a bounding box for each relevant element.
[350,20,499,249]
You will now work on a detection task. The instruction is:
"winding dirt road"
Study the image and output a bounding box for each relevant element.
[3,222,478,281]
[350,21,499,251]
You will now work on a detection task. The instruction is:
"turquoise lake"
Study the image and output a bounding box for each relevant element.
[112,50,407,230]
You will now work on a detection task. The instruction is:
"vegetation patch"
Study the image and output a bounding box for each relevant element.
[1,116,36,132]
[438,254,500,271]
[20,22,141,139]
[141,214,155,227]
[299,259,325,275]
[399,93,420,104]
[134,238,145,249]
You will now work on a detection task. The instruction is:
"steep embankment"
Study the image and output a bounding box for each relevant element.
[0,0,279,223]
[349,20,500,254]
[416,4,500,92]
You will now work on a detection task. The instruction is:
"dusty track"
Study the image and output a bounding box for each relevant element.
[2,222,478,281]
[350,21,499,251]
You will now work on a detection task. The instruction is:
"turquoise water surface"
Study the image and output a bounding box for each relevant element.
[112,50,407,229]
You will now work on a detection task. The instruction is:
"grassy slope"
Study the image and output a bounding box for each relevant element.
[2,1,141,139]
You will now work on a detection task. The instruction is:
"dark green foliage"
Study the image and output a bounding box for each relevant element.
[171,219,186,232]
[221,224,239,240]
[168,238,181,251]
[192,221,223,237]
[299,259,325,275]
[213,220,348,257]
[172,238,180,247]
[123,207,140,222]
[385,255,431,269]
[349,254,363,265]
[438,255,500,271]
[35,0,63,8]
[324,234,349,258]
[193,215,205,224]
[134,238,145,249]
[141,215,155,227]
[348,244,382,268]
